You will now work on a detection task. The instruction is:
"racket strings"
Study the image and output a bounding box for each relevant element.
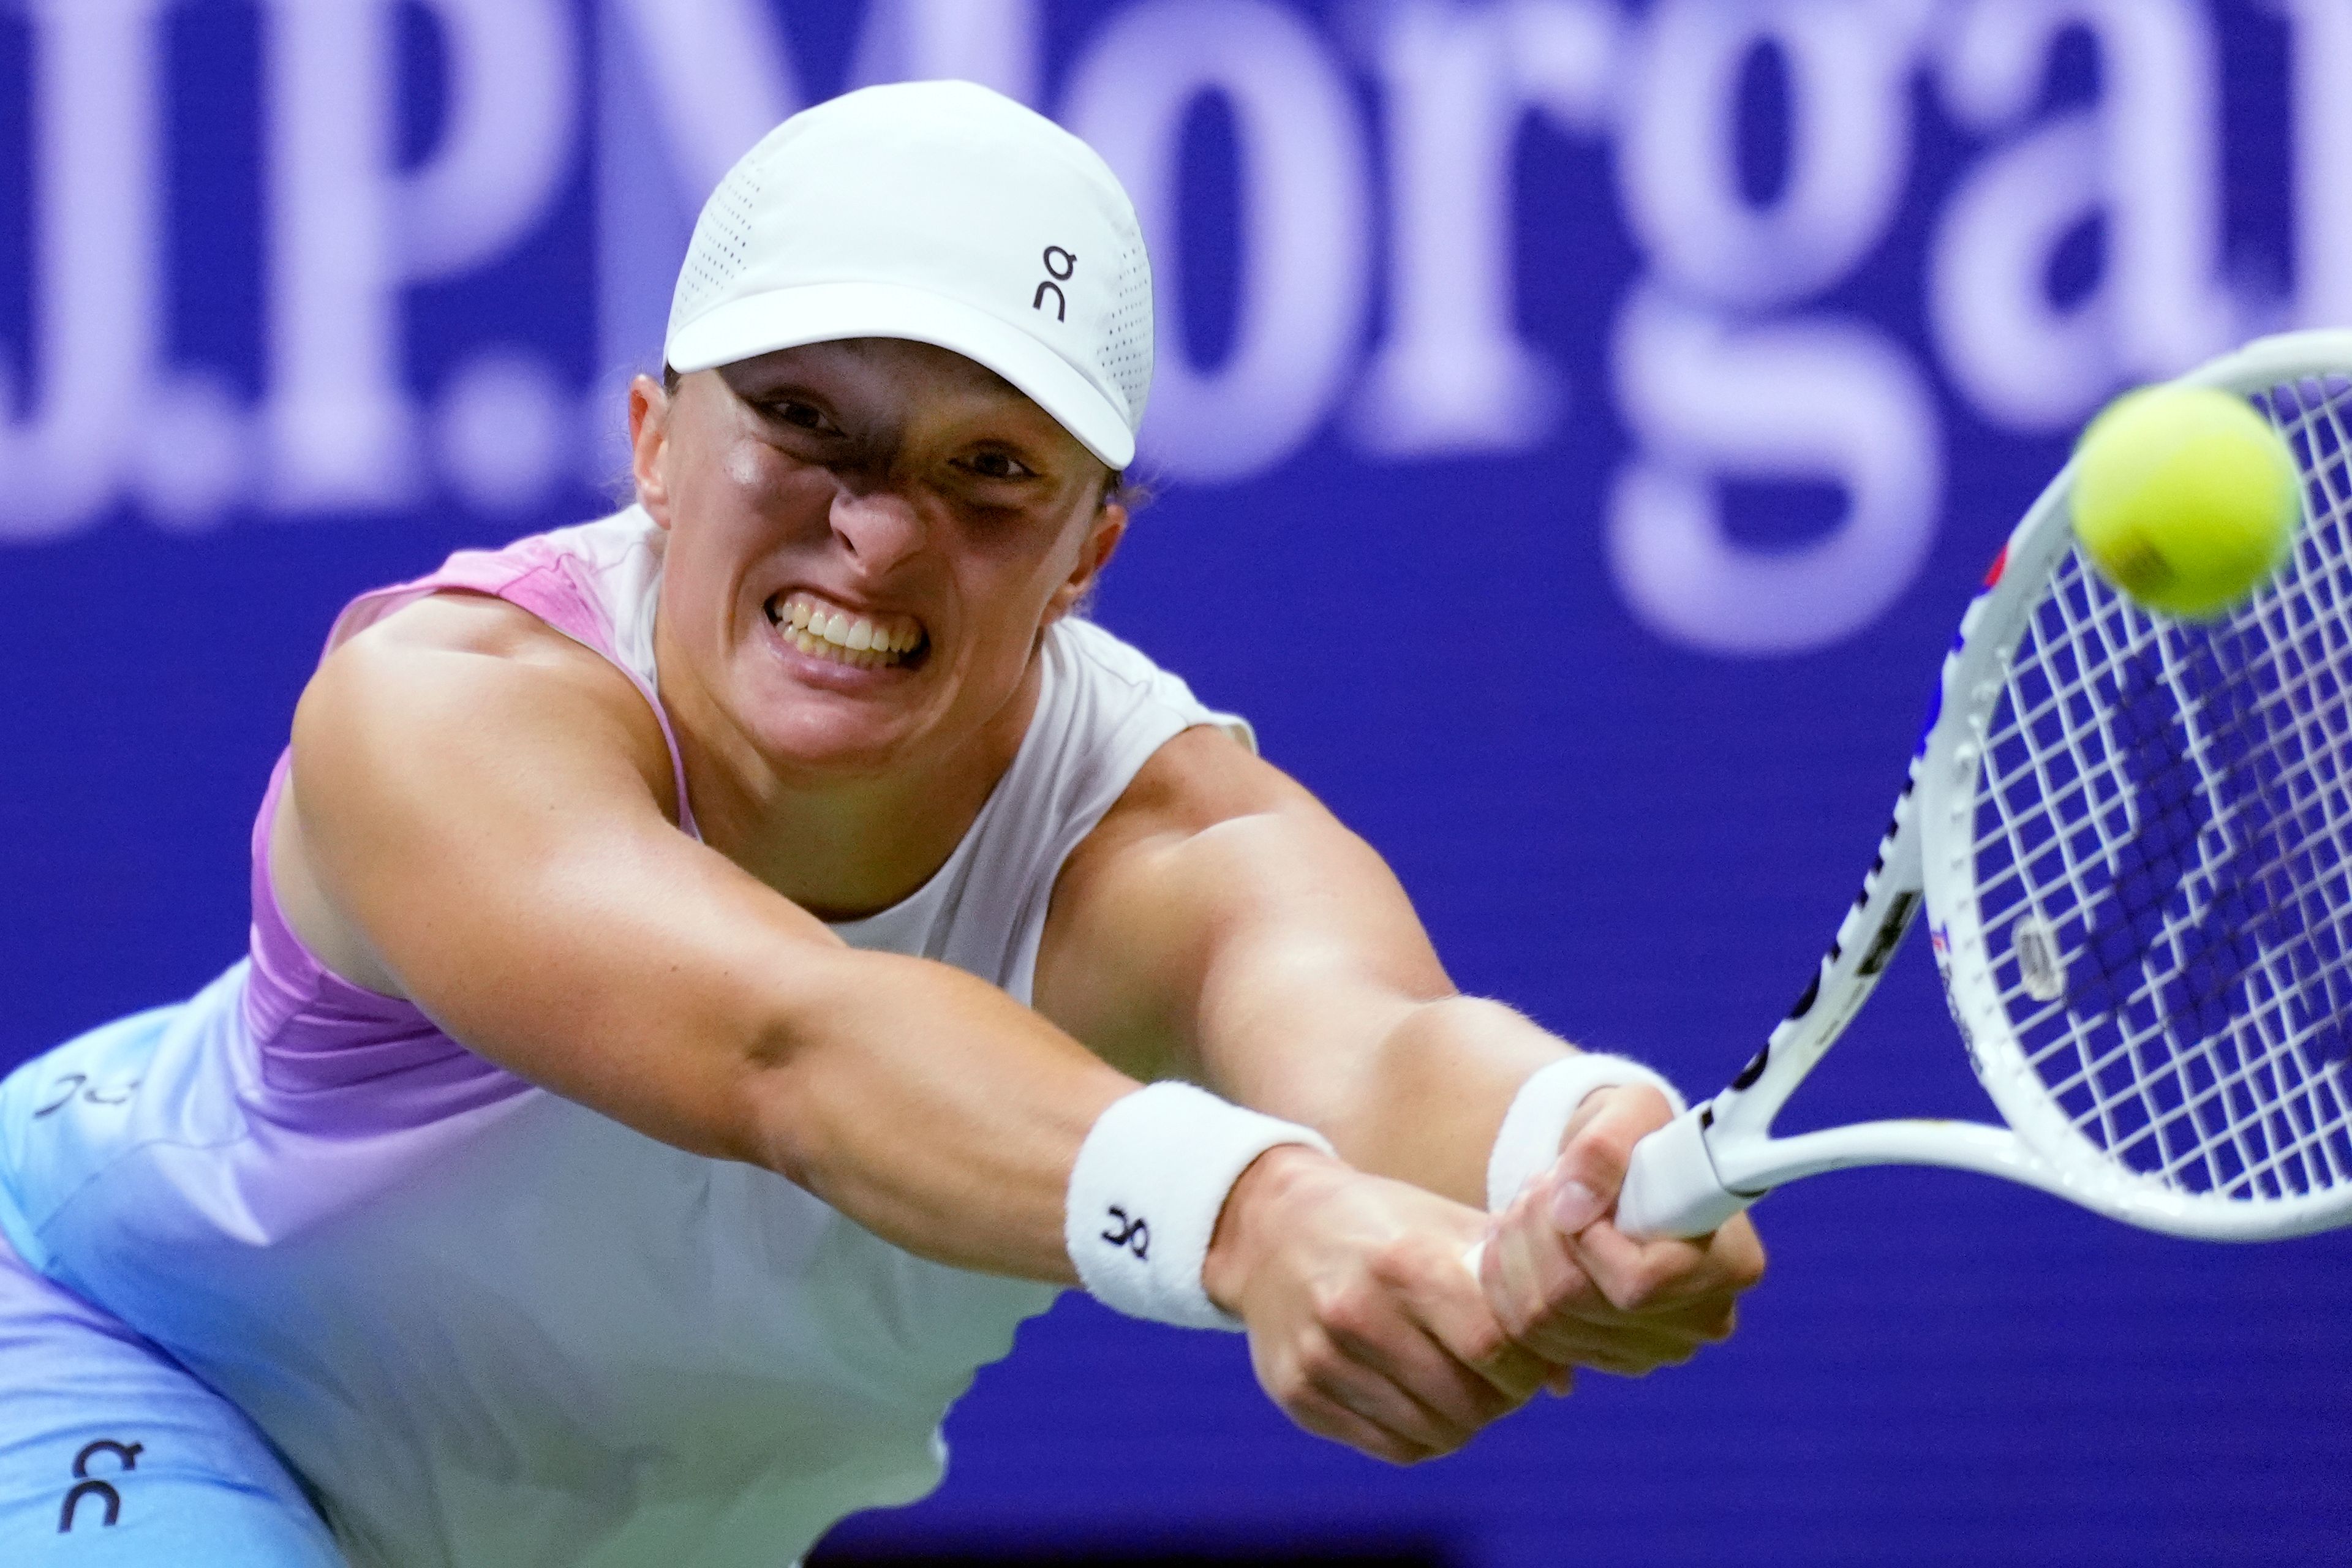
[1999,630,2351,1196]
[1967,375,2352,1202]
[1975,592,2350,835]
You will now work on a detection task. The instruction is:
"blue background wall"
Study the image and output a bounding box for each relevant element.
[2,1,2346,1562]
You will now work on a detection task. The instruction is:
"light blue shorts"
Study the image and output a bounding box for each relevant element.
[0,1226,344,1564]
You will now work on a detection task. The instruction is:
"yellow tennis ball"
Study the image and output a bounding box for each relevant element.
[2070,385,2301,620]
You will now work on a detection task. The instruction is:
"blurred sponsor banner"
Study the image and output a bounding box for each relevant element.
[5,0,2339,653]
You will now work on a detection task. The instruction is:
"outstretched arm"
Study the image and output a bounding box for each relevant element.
[1036,726,1766,1380]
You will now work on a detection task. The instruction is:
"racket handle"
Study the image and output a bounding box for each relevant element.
[1616,1106,1755,1240]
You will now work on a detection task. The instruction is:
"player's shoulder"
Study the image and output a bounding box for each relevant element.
[300,590,663,789]
[316,590,635,714]
[345,589,598,669]
[1076,724,1322,887]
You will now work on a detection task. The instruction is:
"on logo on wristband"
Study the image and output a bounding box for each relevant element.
[1101,1205,1149,1259]
[1066,1082,1332,1330]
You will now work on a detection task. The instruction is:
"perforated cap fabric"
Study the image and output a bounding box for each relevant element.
[665,81,1153,470]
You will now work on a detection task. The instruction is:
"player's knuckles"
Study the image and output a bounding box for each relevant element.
[1265,1357,1319,1414]
[1400,1385,1482,1445]
[1487,1274,1550,1329]
[1270,1344,1463,1462]
[1601,1245,1713,1313]
[1676,1241,1763,1311]
[1452,1335,1542,1411]
[1500,1273,1596,1348]
[1453,1303,1551,1401]
[1498,1224,1598,1319]
[1291,1325,1360,1397]
[1270,1332,1358,1412]
[1345,1378,1474,1458]
[1531,1240,1605,1314]
[1589,1258,1668,1314]
[1482,1220,1544,1327]
[1308,1276,1396,1353]
[1368,1232,1462,1297]
[1441,1302,1515,1368]
[1501,1291,1585,1370]
[1365,1344,1501,1440]
[1371,1335,1510,1438]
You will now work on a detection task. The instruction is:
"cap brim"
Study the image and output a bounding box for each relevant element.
[666,282,1136,470]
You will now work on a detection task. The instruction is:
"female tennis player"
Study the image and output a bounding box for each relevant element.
[0,83,1762,1566]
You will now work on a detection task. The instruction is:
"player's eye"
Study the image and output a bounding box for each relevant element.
[764,399,840,435]
[960,450,1037,481]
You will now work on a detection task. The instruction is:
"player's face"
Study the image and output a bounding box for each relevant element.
[633,339,1123,781]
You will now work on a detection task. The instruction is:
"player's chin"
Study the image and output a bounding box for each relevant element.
[761,691,922,754]
[724,672,924,772]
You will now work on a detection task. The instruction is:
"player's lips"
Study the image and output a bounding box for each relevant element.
[764,590,929,671]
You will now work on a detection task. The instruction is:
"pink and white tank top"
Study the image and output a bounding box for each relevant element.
[0,507,1248,1568]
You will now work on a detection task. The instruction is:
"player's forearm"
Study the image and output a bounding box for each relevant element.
[1273,995,1577,1208]
[741,946,1137,1283]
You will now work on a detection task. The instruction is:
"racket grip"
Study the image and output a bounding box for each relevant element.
[1616,1107,1754,1240]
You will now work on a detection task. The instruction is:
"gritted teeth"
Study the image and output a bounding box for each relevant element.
[767,591,927,669]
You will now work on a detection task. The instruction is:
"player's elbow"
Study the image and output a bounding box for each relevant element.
[741,1093,824,1191]
[732,1020,838,1194]
[726,948,906,1193]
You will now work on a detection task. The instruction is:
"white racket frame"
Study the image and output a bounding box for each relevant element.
[1616,330,2352,1245]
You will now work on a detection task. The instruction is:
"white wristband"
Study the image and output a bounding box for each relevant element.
[1485,1054,1688,1213]
[1066,1082,1334,1332]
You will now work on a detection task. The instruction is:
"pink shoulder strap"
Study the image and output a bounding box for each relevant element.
[321,530,698,837]
[244,519,700,1061]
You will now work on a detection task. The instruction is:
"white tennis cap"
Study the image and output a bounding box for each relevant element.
[665,81,1153,470]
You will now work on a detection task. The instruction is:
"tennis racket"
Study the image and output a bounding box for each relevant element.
[1616,328,2352,1244]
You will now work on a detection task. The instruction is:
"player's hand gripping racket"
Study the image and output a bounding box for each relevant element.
[1616,329,2352,1243]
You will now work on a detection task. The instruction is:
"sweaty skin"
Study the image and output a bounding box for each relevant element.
[271,338,1764,1466]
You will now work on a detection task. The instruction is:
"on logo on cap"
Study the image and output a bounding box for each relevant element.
[1033,246,1077,322]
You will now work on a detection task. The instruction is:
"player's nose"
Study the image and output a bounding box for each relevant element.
[827,487,924,576]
